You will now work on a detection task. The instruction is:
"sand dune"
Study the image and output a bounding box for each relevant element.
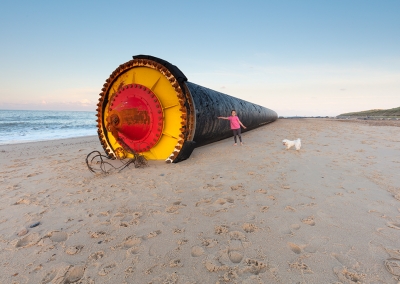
[0,118,399,283]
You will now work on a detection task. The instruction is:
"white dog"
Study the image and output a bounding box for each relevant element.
[282,138,301,150]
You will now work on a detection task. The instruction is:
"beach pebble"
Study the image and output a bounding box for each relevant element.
[29,221,41,228]
[17,228,28,236]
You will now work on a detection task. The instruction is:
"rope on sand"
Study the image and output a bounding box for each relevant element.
[85,150,147,174]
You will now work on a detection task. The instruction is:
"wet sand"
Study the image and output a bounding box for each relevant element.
[0,118,400,283]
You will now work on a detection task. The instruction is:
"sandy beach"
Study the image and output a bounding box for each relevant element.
[1,118,399,284]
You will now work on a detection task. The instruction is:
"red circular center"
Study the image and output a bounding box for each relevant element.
[115,97,151,140]
[108,84,163,152]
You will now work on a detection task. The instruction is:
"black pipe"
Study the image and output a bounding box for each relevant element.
[187,82,277,147]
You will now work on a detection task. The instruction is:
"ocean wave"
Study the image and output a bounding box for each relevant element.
[0,110,97,144]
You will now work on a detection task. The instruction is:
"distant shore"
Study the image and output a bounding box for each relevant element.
[280,116,400,127]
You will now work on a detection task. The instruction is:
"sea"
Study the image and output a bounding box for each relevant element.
[0,110,98,145]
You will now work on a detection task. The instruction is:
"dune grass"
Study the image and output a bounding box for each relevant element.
[339,106,400,117]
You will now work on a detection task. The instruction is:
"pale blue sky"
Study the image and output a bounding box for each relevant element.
[0,1,399,116]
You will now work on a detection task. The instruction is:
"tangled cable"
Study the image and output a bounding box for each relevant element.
[86,150,147,174]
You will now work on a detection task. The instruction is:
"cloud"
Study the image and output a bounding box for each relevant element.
[79,99,92,106]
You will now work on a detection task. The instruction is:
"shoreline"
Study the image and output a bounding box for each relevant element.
[0,135,98,149]
[1,119,400,283]
[0,134,98,147]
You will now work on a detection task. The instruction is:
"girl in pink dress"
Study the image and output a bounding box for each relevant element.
[218,110,247,145]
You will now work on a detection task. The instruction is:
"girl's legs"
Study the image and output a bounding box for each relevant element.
[232,129,242,145]
[237,128,243,144]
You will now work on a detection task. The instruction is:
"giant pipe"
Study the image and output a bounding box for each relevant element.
[96,55,277,163]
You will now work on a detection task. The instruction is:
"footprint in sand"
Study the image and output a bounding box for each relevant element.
[229,230,248,242]
[63,266,85,283]
[287,242,302,254]
[41,265,85,284]
[49,231,68,242]
[255,188,267,194]
[191,246,205,257]
[121,214,133,223]
[173,228,185,234]
[279,227,293,235]
[146,230,162,239]
[242,223,257,233]
[17,228,28,236]
[98,211,110,217]
[41,269,58,283]
[204,183,223,191]
[333,266,365,283]
[291,224,301,230]
[125,266,135,274]
[195,197,212,207]
[301,216,316,226]
[214,196,235,206]
[215,225,229,235]
[66,245,84,255]
[227,231,249,264]
[304,237,329,253]
[332,253,359,269]
[386,222,400,230]
[228,250,243,263]
[204,255,220,272]
[289,259,313,274]
[384,258,400,277]
[98,263,116,276]
[169,259,183,268]
[15,198,31,205]
[15,233,41,248]
[213,197,235,212]
[214,198,227,205]
[384,248,400,259]
[166,205,180,213]
[122,236,142,248]
[89,251,104,261]
[266,195,276,201]
[90,231,106,238]
[285,205,296,212]
[241,258,267,275]
[230,184,244,191]
[201,238,218,248]
[27,172,42,177]
[126,246,140,256]
[228,240,244,263]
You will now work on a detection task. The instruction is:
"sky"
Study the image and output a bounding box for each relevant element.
[0,1,399,116]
